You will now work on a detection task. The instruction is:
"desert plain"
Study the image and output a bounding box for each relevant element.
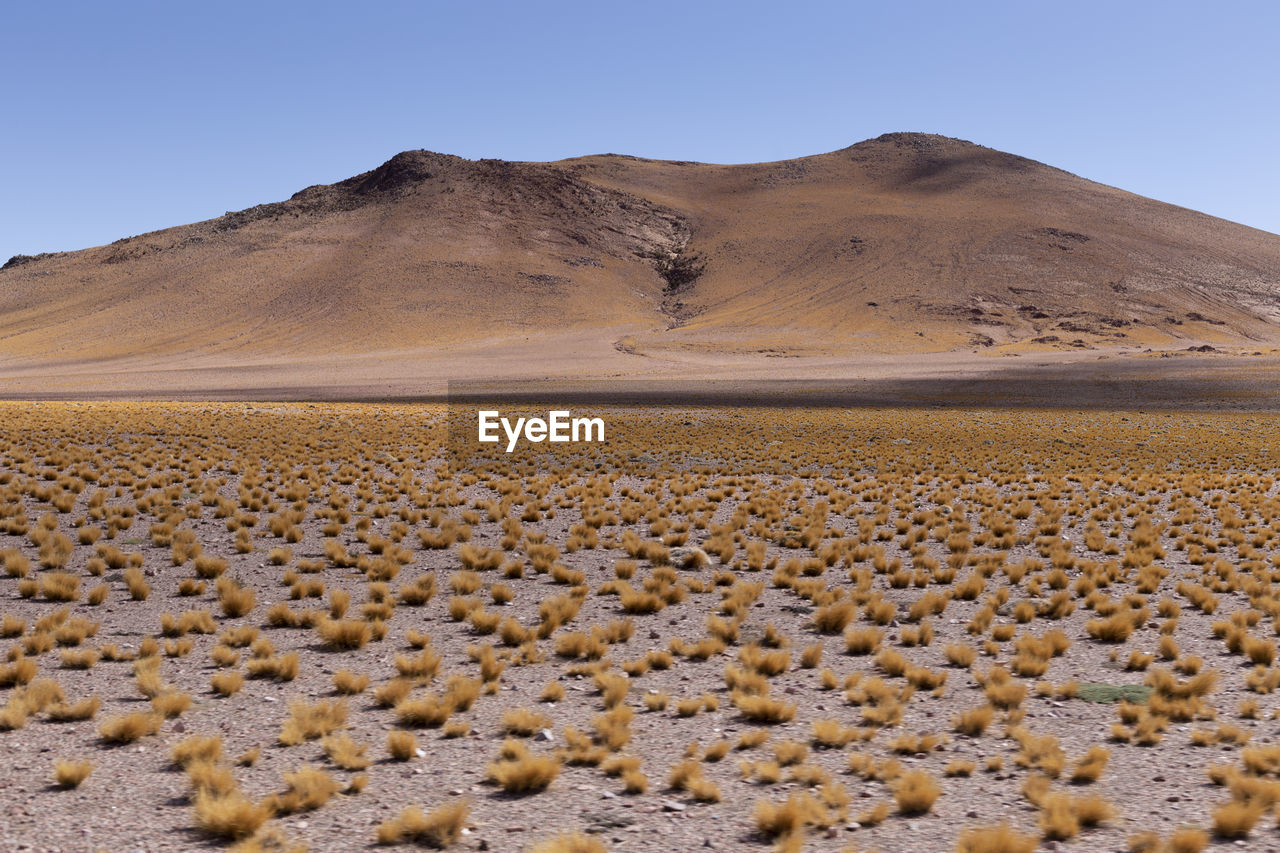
[2,133,1280,852]
[1,401,1280,853]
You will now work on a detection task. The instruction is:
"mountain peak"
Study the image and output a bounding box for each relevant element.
[341,149,461,196]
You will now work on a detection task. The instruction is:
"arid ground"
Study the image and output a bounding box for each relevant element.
[3,133,1279,399]
[3,402,1280,852]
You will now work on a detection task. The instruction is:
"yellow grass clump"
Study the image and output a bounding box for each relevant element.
[486,740,561,794]
[52,758,93,788]
[377,799,470,847]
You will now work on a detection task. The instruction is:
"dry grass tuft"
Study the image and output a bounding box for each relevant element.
[1212,799,1263,839]
[211,671,245,696]
[318,618,371,650]
[1166,827,1210,852]
[529,832,607,853]
[52,758,93,788]
[753,790,831,840]
[956,823,1038,853]
[892,769,941,814]
[278,698,347,745]
[323,733,371,771]
[501,707,553,736]
[265,764,340,814]
[387,730,418,761]
[333,669,370,695]
[46,695,102,722]
[193,791,271,840]
[99,711,161,744]
[953,704,993,736]
[1070,745,1110,784]
[486,740,561,793]
[377,799,470,847]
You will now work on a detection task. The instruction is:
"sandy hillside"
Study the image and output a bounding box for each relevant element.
[1,134,1279,396]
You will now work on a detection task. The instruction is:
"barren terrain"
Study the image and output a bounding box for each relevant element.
[3,403,1280,852]
[2,133,1279,396]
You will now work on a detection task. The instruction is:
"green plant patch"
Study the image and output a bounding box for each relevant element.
[1074,683,1151,704]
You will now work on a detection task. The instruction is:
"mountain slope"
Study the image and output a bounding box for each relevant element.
[569,133,1280,355]
[2,133,1279,394]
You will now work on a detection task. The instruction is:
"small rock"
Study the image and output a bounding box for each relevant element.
[534,729,555,743]
[662,801,686,812]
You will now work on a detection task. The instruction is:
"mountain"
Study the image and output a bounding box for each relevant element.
[2,133,1279,396]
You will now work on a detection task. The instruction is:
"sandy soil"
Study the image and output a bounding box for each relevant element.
[2,342,1280,408]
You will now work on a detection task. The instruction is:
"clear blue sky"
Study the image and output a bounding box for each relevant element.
[3,1,1278,262]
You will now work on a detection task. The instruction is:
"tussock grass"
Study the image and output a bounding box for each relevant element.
[753,790,832,839]
[265,764,339,813]
[956,823,1037,853]
[216,578,255,618]
[892,769,940,814]
[317,618,371,650]
[387,730,418,761]
[501,707,552,736]
[99,711,161,744]
[52,758,93,788]
[279,698,347,745]
[732,691,796,724]
[529,832,607,853]
[171,735,223,769]
[377,799,470,847]
[193,791,271,840]
[333,669,370,695]
[486,740,561,793]
[211,671,244,696]
[46,695,101,722]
